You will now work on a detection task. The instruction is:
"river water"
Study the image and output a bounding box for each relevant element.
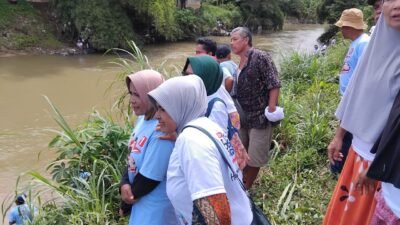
[0,24,324,220]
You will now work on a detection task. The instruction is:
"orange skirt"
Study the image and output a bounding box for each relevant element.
[323,147,380,225]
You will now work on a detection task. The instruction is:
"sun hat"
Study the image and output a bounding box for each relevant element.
[215,44,231,59]
[335,8,367,30]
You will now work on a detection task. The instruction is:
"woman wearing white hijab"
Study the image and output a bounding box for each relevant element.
[324,2,400,225]
[148,75,252,225]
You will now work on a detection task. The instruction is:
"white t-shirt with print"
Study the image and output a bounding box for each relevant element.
[166,117,252,225]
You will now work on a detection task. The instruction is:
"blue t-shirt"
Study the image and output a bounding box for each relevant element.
[8,204,33,225]
[127,116,176,225]
[339,33,370,95]
[220,60,238,76]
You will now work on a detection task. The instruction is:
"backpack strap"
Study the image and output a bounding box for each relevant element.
[205,97,226,117]
[183,125,246,192]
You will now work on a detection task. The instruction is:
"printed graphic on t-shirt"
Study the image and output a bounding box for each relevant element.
[215,131,238,168]
[341,48,354,74]
[127,135,149,173]
[128,155,137,173]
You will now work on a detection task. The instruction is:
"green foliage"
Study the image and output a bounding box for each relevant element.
[173,4,242,39]
[279,0,323,23]
[51,0,179,48]
[124,0,180,41]
[317,0,369,24]
[239,0,284,31]
[201,3,243,29]
[251,44,348,224]
[0,0,61,50]
[51,0,138,50]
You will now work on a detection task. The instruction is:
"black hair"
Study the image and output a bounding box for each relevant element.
[196,37,217,56]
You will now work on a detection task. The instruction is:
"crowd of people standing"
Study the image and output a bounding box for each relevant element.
[116,0,400,223]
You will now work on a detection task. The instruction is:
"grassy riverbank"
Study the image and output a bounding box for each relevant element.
[0,1,61,54]
[1,42,348,224]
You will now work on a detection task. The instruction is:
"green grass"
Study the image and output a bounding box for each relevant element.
[0,0,62,50]
[250,43,348,224]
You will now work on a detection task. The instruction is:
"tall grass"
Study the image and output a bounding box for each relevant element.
[252,43,348,224]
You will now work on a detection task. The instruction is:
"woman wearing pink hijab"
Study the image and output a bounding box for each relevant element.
[119,70,177,225]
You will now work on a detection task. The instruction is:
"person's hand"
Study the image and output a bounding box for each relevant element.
[119,208,125,217]
[156,124,177,141]
[264,106,284,122]
[120,184,135,204]
[238,150,250,170]
[355,169,377,195]
[327,137,343,164]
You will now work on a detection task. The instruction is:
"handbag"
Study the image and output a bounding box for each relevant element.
[184,125,272,225]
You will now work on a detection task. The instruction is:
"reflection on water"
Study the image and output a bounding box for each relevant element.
[0,24,325,219]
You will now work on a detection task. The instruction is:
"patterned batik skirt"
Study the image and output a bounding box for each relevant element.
[370,189,400,225]
[323,147,380,225]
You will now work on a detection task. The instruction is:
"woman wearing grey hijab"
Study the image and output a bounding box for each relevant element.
[324,3,400,225]
[148,75,252,225]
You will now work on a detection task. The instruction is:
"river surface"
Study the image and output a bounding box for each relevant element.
[0,24,324,222]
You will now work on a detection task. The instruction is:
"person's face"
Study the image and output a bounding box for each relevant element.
[383,0,400,31]
[154,104,177,133]
[230,32,249,55]
[195,44,211,55]
[128,82,146,116]
[373,0,383,22]
[340,26,352,39]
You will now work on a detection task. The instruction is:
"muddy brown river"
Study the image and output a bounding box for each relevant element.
[0,24,325,222]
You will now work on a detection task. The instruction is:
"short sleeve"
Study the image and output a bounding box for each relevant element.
[222,67,233,80]
[139,132,174,181]
[8,208,16,223]
[259,52,281,90]
[178,129,226,201]
[208,101,229,134]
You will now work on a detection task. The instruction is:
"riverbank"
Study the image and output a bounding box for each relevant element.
[1,37,346,225]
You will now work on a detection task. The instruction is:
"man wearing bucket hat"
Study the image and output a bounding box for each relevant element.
[328,8,371,175]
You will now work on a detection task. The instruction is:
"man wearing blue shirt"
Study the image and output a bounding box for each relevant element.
[336,8,370,95]
[329,8,370,173]
[8,195,35,225]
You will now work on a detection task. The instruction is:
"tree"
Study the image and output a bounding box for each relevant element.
[317,0,368,24]
[238,0,284,31]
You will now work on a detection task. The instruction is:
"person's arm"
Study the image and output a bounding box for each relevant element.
[267,88,279,112]
[120,172,160,204]
[131,173,160,198]
[192,193,231,225]
[224,77,234,93]
[260,52,281,112]
[120,166,130,187]
[328,125,347,164]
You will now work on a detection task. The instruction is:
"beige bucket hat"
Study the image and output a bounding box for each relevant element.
[335,8,367,30]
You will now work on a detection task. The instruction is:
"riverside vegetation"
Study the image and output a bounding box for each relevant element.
[1,41,348,225]
[2,0,375,53]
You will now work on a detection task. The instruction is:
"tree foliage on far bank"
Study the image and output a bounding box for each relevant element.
[317,0,369,24]
[50,0,179,50]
